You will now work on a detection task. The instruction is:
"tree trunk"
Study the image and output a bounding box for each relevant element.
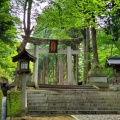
[17,0,34,53]
[91,14,99,64]
[55,55,59,84]
[75,54,78,84]
[91,27,99,64]
[83,27,91,84]
[110,44,113,56]
[43,57,47,84]
[73,53,79,84]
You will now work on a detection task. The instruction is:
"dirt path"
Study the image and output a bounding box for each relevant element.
[10,115,75,120]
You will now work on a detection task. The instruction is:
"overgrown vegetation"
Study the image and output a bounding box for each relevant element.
[88,64,108,77]
[7,91,21,116]
[0,0,19,82]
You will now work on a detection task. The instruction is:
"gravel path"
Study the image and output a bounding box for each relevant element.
[7,115,120,120]
[72,115,120,120]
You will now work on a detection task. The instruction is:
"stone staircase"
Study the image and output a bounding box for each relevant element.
[27,85,120,115]
[38,84,98,90]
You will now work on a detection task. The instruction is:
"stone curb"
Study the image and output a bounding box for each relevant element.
[71,115,79,120]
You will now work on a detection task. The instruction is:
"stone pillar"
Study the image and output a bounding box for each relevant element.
[1,97,7,120]
[33,44,39,87]
[58,59,62,85]
[67,46,72,85]
[21,74,27,111]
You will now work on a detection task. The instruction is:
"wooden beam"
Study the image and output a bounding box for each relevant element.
[22,36,83,45]
[27,49,80,55]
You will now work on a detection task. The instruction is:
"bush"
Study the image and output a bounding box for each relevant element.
[88,64,108,77]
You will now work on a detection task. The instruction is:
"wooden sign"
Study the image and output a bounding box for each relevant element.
[49,40,58,53]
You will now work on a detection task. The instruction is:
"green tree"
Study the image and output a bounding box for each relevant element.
[0,41,19,81]
[104,2,120,42]
[0,0,18,44]
[10,0,49,53]
[0,0,19,81]
[31,0,120,83]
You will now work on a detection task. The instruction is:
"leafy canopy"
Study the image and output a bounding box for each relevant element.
[0,0,19,81]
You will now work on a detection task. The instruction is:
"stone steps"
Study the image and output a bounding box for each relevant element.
[27,110,120,116]
[27,89,120,115]
[38,84,98,90]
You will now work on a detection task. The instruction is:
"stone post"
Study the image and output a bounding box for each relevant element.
[21,74,27,112]
[1,97,7,120]
[33,44,39,88]
[67,46,72,85]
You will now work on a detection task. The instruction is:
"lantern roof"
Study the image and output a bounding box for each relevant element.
[106,57,120,67]
[12,49,36,62]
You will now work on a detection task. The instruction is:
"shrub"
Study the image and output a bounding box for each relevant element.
[88,64,108,77]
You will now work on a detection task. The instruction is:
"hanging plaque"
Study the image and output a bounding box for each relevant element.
[49,40,58,53]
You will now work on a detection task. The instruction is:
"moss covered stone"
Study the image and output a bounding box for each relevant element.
[7,91,21,116]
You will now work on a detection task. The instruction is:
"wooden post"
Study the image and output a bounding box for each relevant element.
[33,44,39,87]
[21,74,27,111]
[67,46,73,85]
[75,54,78,84]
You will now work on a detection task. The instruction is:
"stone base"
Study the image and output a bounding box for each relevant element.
[109,84,120,91]
[88,76,107,83]
[109,76,120,84]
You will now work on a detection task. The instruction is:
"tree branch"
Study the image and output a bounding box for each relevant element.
[26,0,32,36]
[23,0,27,34]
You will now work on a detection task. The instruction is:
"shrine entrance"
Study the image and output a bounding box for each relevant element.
[24,36,82,86]
[37,54,67,85]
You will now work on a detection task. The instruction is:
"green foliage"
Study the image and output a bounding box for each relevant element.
[88,64,108,77]
[104,11,120,41]
[37,0,108,31]
[0,0,20,82]
[0,40,19,82]
[97,29,120,64]
[7,91,21,116]
[33,0,120,82]
[0,0,19,45]
[102,1,120,45]
[96,29,120,78]
[34,0,112,81]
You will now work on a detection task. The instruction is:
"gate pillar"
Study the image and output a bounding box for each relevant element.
[67,46,73,85]
[33,44,39,87]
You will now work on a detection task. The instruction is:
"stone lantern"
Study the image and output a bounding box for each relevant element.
[12,49,36,113]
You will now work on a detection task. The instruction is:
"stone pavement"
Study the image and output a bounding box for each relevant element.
[71,115,120,120]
